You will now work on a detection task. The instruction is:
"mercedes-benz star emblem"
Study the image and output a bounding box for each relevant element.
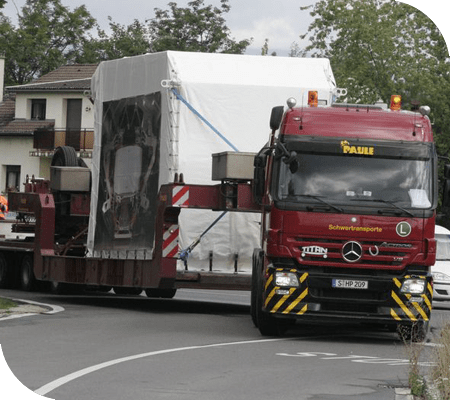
[342,241,363,263]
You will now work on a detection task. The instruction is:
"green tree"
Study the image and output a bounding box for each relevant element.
[261,38,277,56]
[0,0,96,85]
[299,0,450,219]
[79,18,150,63]
[299,0,450,152]
[261,38,269,56]
[148,0,251,53]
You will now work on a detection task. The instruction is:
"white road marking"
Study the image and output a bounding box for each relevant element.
[276,351,435,366]
[35,338,288,396]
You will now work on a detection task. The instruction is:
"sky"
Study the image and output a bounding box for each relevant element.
[2,0,449,57]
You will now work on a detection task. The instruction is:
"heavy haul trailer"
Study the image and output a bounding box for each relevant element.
[0,51,338,295]
[251,95,437,341]
[0,151,260,295]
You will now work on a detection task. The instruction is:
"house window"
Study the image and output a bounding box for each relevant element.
[6,165,20,192]
[31,99,47,120]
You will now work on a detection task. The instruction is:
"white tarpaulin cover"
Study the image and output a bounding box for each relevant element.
[87,51,336,272]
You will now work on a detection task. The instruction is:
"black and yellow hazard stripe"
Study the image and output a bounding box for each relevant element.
[264,269,309,315]
[390,276,432,322]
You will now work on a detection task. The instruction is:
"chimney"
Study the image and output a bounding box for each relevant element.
[0,56,4,103]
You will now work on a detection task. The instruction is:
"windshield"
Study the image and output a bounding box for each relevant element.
[275,146,434,213]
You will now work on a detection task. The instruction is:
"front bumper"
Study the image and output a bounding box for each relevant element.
[263,268,433,325]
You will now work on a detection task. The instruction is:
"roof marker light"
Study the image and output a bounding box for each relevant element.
[390,95,402,111]
[308,91,318,107]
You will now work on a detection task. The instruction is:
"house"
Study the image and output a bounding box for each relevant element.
[0,58,97,193]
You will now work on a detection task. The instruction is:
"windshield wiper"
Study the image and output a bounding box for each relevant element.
[294,194,344,213]
[351,198,414,217]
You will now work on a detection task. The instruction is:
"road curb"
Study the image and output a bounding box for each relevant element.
[395,387,414,399]
[0,298,64,321]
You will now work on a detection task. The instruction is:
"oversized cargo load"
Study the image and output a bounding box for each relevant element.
[87,51,337,272]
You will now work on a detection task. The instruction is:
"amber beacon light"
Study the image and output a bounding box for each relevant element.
[308,91,319,107]
[390,95,402,111]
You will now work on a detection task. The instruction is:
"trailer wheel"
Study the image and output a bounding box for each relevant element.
[0,253,10,288]
[50,281,71,295]
[20,255,36,291]
[113,287,142,296]
[145,288,177,299]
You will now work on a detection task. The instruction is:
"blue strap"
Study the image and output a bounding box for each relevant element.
[171,88,239,152]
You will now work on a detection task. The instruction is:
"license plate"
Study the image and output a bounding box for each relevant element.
[332,279,368,289]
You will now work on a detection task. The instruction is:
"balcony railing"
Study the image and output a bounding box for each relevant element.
[31,128,94,158]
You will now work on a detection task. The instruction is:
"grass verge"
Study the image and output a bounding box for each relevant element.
[405,322,450,399]
[430,323,450,399]
[0,297,17,311]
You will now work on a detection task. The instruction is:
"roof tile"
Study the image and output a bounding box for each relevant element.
[35,64,98,83]
[0,119,55,135]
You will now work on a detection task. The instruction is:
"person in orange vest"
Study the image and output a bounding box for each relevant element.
[0,196,8,220]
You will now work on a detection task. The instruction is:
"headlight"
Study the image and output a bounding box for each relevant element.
[401,278,426,294]
[432,272,450,282]
[275,271,299,287]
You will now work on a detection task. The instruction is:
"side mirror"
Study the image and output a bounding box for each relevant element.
[270,106,284,131]
[276,141,298,174]
[253,153,267,205]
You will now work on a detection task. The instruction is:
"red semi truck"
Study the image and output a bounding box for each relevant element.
[251,94,437,341]
[0,94,437,342]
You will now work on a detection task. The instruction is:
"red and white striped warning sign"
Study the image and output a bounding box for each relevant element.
[172,185,189,207]
[162,224,179,258]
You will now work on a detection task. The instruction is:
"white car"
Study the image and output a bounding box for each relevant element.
[432,225,450,301]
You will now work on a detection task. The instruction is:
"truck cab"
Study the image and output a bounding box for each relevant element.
[252,95,437,341]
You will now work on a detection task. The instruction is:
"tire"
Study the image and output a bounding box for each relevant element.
[114,287,142,296]
[145,288,177,299]
[397,321,429,343]
[0,253,10,289]
[254,257,286,336]
[127,288,143,296]
[20,255,36,292]
[51,146,78,167]
[251,249,263,327]
[50,281,71,295]
[96,286,112,293]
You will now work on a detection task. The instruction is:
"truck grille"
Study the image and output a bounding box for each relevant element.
[290,236,417,270]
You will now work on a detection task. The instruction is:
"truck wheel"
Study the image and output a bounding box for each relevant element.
[20,255,36,291]
[251,249,263,327]
[0,253,10,288]
[397,321,429,343]
[254,259,286,336]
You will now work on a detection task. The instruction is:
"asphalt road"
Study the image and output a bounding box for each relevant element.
[0,288,447,400]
